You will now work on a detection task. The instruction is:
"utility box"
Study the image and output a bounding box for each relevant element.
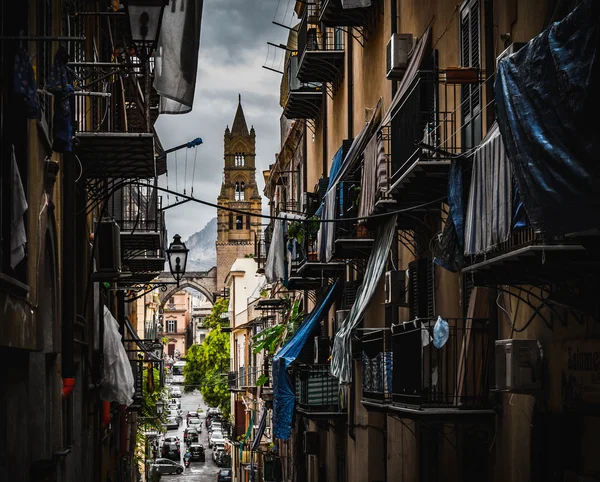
[386,33,414,79]
[495,339,543,392]
[384,270,406,306]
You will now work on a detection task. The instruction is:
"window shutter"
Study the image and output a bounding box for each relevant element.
[460,0,482,149]
[409,258,435,319]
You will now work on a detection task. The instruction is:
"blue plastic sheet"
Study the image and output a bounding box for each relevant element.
[272,281,340,440]
[495,0,600,236]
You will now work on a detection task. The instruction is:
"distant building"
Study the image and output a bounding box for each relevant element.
[162,291,191,359]
[216,96,262,289]
[191,296,212,345]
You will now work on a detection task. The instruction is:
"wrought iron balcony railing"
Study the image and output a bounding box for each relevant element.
[294,364,344,415]
[392,317,490,412]
[361,329,393,404]
[107,180,162,234]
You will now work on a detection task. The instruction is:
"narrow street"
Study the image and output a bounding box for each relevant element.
[160,388,222,482]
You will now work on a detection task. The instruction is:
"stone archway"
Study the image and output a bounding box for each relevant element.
[156,267,217,305]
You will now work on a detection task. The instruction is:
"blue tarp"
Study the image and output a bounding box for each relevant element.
[272,281,340,440]
[495,0,600,236]
[315,146,344,217]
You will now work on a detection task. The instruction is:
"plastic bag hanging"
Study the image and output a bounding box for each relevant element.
[433,316,449,349]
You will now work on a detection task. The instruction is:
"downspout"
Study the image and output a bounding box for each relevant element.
[391,0,398,97]
[302,123,308,191]
[61,152,76,396]
[347,29,353,138]
[322,92,328,179]
[484,0,496,129]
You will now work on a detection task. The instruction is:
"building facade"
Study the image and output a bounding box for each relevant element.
[162,291,192,359]
[216,97,263,289]
[253,1,600,482]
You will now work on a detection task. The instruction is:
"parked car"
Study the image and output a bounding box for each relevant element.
[161,441,181,461]
[171,386,182,398]
[212,448,225,463]
[189,443,205,462]
[217,468,233,482]
[208,422,222,434]
[152,458,184,475]
[209,432,225,449]
[217,451,232,468]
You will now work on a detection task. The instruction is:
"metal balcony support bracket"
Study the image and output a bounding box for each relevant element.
[122,281,180,303]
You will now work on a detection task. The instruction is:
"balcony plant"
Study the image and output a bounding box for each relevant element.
[287,217,320,261]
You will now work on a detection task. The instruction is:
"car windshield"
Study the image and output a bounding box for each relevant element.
[221,469,232,475]
[189,419,200,424]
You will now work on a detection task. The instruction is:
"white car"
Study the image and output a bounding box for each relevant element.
[209,432,225,448]
[208,422,222,434]
[171,387,182,397]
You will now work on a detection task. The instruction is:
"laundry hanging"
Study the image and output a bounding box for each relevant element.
[46,46,74,153]
[331,215,397,384]
[13,47,41,119]
[272,281,340,440]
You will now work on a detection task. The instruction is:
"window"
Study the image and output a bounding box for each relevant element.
[234,152,245,167]
[246,215,251,230]
[236,215,243,230]
[408,258,435,320]
[234,181,245,201]
[199,334,206,344]
[460,0,482,150]
[168,344,175,356]
[167,319,177,333]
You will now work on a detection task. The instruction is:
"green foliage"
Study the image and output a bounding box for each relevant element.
[251,299,305,357]
[287,218,320,246]
[184,298,231,418]
[256,374,269,387]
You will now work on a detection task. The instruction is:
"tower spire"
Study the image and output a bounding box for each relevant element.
[231,94,249,136]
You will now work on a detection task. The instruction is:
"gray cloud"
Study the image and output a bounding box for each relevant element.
[155,0,290,242]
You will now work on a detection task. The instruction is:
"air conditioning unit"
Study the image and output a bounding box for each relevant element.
[303,192,320,217]
[314,336,330,364]
[496,42,527,69]
[384,270,406,306]
[335,310,350,333]
[93,219,121,281]
[304,431,319,455]
[386,33,414,80]
[495,339,543,392]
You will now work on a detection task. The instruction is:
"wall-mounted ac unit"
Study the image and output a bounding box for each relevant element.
[335,310,350,333]
[384,270,406,306]
[314,336,330,364]
[495,339,542,392]
[304,431,319,455]
[496,42,527,69]
[303,192,320,217]
[93,219,121,281]
[386,33,414,80]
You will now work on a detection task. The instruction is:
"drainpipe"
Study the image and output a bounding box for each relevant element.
[62,153,76,387]
[302,122,308,191]
[484,0,496,129]
[322,89,328,179]
[347,29,353,138]
[391,0,398,97]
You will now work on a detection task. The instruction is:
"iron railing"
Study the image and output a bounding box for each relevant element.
[294,365,343,413]
[107,180,162,233]
[298,3,345,55]
[361,329,393,403]
[463,226,539,266]
[392,317,490,409]
[386,69,484,189]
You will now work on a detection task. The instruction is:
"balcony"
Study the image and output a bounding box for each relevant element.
[462,226,591,286]
[333,173,375,259]
[382,69,485,220]
[360,329,392,410]
[319,0,374,27]
[297,4,344,84]
[390,317,494,422]
[294,365,345,417]
[107,181,164,256]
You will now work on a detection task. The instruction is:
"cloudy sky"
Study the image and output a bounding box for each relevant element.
[155,0,295,242]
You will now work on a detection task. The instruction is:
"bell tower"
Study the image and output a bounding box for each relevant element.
[216,95,262,289]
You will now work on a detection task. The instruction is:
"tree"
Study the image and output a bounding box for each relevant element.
[184,298,231,417]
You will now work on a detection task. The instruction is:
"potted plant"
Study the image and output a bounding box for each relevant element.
[356,224,368,238]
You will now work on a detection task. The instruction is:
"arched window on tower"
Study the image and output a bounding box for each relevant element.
[235,182,240,201]
[235,152,245,167]
[240,182,245,201]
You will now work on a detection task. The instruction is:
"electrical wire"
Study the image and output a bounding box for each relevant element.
[122,180,446,224]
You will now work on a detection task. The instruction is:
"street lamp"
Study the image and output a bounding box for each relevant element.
[125,0,168,61]
[166,234,189,287]
[156,399,164,415]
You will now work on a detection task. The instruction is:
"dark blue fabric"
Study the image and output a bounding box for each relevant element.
[272,281,339,440]
[13,47,41,119]
[47,46,74,153]
[315,146,345,218]
[495,0,600,236]
[512,187,528,229]
[448,159,464,247]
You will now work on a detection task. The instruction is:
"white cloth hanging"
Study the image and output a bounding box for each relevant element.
[11,145,28,269]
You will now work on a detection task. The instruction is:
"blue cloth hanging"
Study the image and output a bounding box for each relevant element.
[13,47,41,119]
[47,46,74,153]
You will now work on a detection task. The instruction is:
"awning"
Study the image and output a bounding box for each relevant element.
[464,124,512,255]
[154,0,204,114]
[495,0,600,235]
[251,408,268,451]
[358,132,386,219]
[272,281,340,440]
[317,99,383,262]
[331,215,397,384]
